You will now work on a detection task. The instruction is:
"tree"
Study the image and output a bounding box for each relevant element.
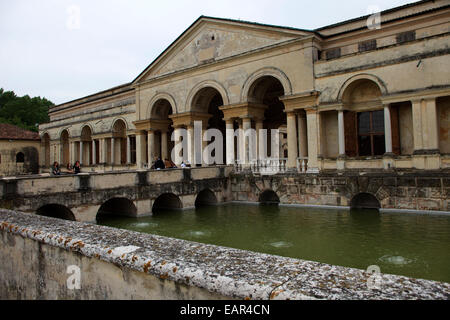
[0,88,53,132]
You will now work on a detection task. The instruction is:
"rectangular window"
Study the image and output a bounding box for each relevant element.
[326,48,341,60]
[396,31,416,44]
[358,39,377,52]
[357,110,385,156]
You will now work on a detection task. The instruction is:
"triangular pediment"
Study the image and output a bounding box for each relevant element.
[134,17,312,82]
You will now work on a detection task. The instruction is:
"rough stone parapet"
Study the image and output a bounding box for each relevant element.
[1,209,448,300]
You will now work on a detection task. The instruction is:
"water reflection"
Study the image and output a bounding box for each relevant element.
[98,204,450,283]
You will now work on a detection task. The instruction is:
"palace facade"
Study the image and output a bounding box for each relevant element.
[39,0,450,174]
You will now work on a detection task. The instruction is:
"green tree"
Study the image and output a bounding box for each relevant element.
[0,88,53,132]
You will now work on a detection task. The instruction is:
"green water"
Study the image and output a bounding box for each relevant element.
[98,204,450,283]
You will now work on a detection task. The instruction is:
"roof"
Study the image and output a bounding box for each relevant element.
[0,123,40,141]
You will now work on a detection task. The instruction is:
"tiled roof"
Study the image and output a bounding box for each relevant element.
[0,123,40,141]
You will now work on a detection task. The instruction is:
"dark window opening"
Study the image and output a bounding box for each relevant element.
[326,47,341,60]
[357,110,385,156]
[358,39,377,52]
[396,31,416,44]
[16,152,25,163]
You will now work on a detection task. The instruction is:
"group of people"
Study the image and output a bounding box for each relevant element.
[150,157,193,170]
[51,161,81,176]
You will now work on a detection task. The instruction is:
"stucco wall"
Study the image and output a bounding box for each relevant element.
[0,140,40,176]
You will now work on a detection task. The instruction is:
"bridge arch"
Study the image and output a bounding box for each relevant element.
[195,189,218,208]
[259,190,280,205]
[36,204,76,221]
[97,198,137,220]
[350,193,381,210]
[152,193,182,213]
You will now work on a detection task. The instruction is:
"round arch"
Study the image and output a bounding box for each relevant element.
[148,92,177,119]
[36,204,76,221]
[241,67,292,102]
[259,190,280,205]
[152,193,182,212]
[111,118,128,134]
[350,193,381,210]
[337,74,387,103]
[195,189,218,208]
[97,197,137,220]
[185,80,230,112]
[60,129,70,166]
[80,124,94,138]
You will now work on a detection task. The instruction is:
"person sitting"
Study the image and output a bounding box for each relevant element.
[185,160,192,168]
[180,161,186,168]
[66,163,74,174]
[154,157,165,170]
[73,161,81,174]
[51,162,61,175]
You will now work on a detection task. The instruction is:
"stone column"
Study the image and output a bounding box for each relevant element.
[424,98,439,151]
[135,132,145,169]
[297,112,308,158]
[187,124,195,166]
[79,141,83,165]
[161,131,168,160]
[111,138,115,165]
[100,138,106,164]
[384,104,393,154]
[306,108,319,173]
[255,119,264,161]
[70,141,76,164]
[286,112,298,169]
[126,136,131,164]
[147,130,155,166]
[225,119,235,165]
[92,140,97,165]
[338,110,345,156]
[172,127,183,165]
[242,117,252,164]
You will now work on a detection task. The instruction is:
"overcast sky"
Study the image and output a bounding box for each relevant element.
[0,0,415,105]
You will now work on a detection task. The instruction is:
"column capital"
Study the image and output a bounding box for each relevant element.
[280,91,319,112]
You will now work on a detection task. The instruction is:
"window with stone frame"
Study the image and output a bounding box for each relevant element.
[357,110,385,156]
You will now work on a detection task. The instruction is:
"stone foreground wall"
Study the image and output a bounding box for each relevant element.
[0,209,448,300]
[231,170,450,212]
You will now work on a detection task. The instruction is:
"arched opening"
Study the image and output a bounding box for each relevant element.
[112,120,127,165]
[195,189,218,208]
[42,133,50,167]
[16,152,25,163]
[259,190,280,205]
[60,130,70,167]
[152,193,182,213]
[247,76,286,160]
[342,79,386,157]
[192,87,225,165]
[350,193,381,210]
[80,126,93,165]
[150,99,174,163]
[36,204,76,221]
[97,198,137,221]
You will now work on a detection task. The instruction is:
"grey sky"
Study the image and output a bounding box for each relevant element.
[0,0,415,105]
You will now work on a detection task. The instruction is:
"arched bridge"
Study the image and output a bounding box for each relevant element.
[0,167,232,223]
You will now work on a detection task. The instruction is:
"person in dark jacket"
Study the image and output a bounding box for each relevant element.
[154,157,165,170]
[73,161,81,174]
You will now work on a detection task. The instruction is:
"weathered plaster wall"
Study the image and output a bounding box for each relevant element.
[0,140,40,176]
[398,103,414,155]
[1,209,448,300]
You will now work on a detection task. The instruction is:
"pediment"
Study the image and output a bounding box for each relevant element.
[134,17,311,82]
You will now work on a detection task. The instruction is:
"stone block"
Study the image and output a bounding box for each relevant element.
[417,178,440,188]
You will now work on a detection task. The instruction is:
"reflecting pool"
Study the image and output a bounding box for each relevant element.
[98,204,450,283]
